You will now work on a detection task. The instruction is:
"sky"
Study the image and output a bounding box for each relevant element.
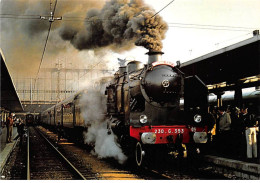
[125,0,260,62]
[1,0,260,78]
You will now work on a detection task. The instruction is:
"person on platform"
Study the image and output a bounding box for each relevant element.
[14,119,25,146]
[206,106,218,154]
[230,106,245,158]
[6,113,14,143]
[217,106,232,156]
[240,107,258,159]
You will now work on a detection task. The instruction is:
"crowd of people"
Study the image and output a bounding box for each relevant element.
[5,113,25,146]
[208,105,259,161]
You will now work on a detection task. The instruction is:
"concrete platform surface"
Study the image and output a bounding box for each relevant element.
[204,155,260,179]
[0,127,18,151]
[0,127,18,173]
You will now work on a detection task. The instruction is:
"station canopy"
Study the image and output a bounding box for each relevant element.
[1,49,24,112]
[180,34,260,88]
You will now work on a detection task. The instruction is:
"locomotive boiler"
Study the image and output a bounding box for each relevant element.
[106,50,210,166]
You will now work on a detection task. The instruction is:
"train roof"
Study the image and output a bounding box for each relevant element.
[42,91,78,113]
[41,76,113,113]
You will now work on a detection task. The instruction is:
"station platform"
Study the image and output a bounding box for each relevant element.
[203,155,260,179]
[0,127,18,173]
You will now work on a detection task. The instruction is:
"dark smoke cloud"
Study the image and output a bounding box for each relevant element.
[1,0,168,78]
[0,0,105,77]
[59,0,168,51]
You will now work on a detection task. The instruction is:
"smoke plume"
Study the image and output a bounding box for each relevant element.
[0,0,106,77]
[80,82,127,164]
[1,0,168,78]
[59,0,168,51]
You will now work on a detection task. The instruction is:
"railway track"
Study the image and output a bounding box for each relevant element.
[37,126,230,180]
[27,127,89,180]
[0,125,251,180]
[1,126,231,180]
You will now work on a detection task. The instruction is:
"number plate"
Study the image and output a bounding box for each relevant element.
[154,128,185,134]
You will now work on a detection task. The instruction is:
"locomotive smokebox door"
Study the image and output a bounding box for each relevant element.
[141,65,181,106]
[184,75,208,113]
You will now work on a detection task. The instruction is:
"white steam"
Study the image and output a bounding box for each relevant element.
[80,81,127,164]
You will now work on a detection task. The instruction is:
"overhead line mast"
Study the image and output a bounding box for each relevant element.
[34,0,62,89]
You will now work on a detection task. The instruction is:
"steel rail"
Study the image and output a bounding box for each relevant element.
[34,127,87,180]
[27,130,30,180]
[143,167,172,180]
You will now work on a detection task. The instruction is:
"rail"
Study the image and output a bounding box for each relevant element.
[27,129,30,180]
[34,127,87,180]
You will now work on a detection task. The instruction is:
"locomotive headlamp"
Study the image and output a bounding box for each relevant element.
[194,114,202,123]
[141,132,156,144]
[139,115,148,124]
[193,132,207,143]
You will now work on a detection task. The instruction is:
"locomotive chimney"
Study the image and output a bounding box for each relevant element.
[146,50,164,64]
[117,58,127,75]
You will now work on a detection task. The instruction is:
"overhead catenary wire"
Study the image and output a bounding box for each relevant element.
[52,0,58,14]
[34,0,59,89]
[214,32,252,46]
[151,0,175,18]
[34,22,53,85]
[56,17,260,31]
[78,59,107,80]
[0,14,42,17]
[186,32,254,59]
[168,25,254,32]
[168,22,258,30]
[1,13,257,31]
[0,17,41,20]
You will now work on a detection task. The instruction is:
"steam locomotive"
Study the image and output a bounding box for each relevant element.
[41,51,212,167]
[106,51,211,166]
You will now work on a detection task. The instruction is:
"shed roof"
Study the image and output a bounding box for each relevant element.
[1,49,24,112]
[180,35,260,85]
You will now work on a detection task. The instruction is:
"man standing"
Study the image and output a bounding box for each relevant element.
[240,107,258,159]
[14,119,25,146]
[230,106,245,158]
[6,113,14,143]
[217,106,232,156]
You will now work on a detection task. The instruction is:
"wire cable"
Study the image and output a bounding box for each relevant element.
[168,25,253,32]
[78,59,105,80]
[34,22,53,88]
[53,0,58,14]
[151,0,175,18]
[1,13,258,31]
[168,22,257,30]
[214,32,252,46]
[34,0,58,88]
[0,14,42,17]
[0,17,41,20]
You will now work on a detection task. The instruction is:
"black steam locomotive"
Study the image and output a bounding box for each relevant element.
[106,51,210,166]
[41,51,211,167]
